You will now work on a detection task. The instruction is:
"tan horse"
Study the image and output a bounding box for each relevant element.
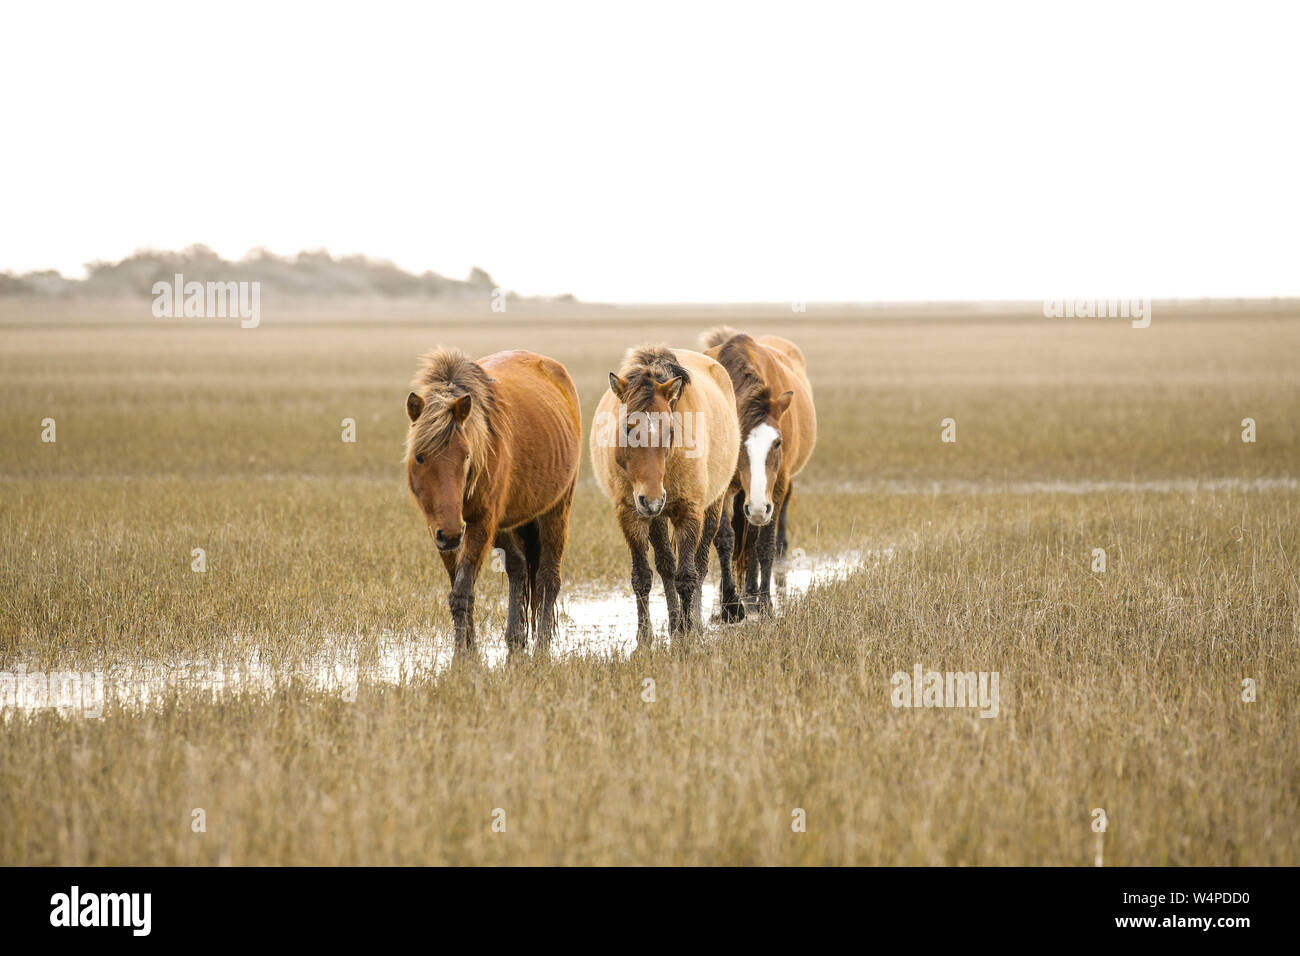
[701,328,816,618]
[590,346,739,646]
[405,348,581,655]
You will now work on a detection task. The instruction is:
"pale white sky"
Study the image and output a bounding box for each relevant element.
[2,0,1297,302]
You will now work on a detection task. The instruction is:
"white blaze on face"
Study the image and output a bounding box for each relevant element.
[744,423,780,511]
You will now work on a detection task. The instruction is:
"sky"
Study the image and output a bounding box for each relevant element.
[2,1,1297,303]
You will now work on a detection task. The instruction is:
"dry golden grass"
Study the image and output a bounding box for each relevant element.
[0,299,1296,864]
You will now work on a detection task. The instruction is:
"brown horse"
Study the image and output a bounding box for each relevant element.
[405,348,581,656]
[590,346,739,646]
[701,328,816,618]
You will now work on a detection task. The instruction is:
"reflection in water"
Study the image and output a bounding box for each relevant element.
[2,548,892,719]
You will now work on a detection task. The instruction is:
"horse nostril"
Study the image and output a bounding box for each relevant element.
[434,523,466,546]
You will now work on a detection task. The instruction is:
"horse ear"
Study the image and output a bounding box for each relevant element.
[656,376,683,406]
[406,392,425,422]
[608,372,628,399]
[771,390,795,418]
[451,393,472,423]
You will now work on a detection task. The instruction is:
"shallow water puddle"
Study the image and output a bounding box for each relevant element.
[2,547,891,719]
[554,545,893,659]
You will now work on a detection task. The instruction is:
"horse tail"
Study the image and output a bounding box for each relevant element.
[699,325,742,350]
[518,519,543,637]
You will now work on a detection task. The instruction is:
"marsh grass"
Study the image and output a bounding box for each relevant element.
[0,300,1296,864]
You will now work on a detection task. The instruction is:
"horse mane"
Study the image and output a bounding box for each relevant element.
[708,331,772,432]
[618,345,692,411]
[406,347,499,493]
[698,325,740,350]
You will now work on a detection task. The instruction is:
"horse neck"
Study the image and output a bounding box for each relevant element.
[474,384,514,496]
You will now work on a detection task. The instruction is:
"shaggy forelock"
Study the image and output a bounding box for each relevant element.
[405,347,497,488]
[617,345,692,411]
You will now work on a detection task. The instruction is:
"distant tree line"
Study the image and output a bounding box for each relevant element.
[0,245,571,300]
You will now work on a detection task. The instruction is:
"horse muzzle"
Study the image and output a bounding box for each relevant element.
[745,501,775,526]
[634,494,666,518]
[434,524,467,552]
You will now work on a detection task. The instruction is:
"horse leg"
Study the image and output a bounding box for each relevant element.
[649,516,682,634]
[617,505,655,649]
[439,551,457,639]
[756,477,787,615]
[715,490,745,622]
[532,490,572,654]
[671,508,702,638]
[497,530,529,656]
[450,521,491,656]
[742,512,760,613]
[755,521,779,615]
[693,499,721,629]
[774,482,793,591]
[732,487,750,605]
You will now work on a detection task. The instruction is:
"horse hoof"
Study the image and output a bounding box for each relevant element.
[721,601,746,623]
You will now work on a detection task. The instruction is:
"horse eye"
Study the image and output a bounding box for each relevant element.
[415,454,425,465]
[772,438,782,449]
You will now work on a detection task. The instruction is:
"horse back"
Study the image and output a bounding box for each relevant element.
[671,348,741,506]
[757,334,807,373]
[755,338,816,481]
[480,350,582,527]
